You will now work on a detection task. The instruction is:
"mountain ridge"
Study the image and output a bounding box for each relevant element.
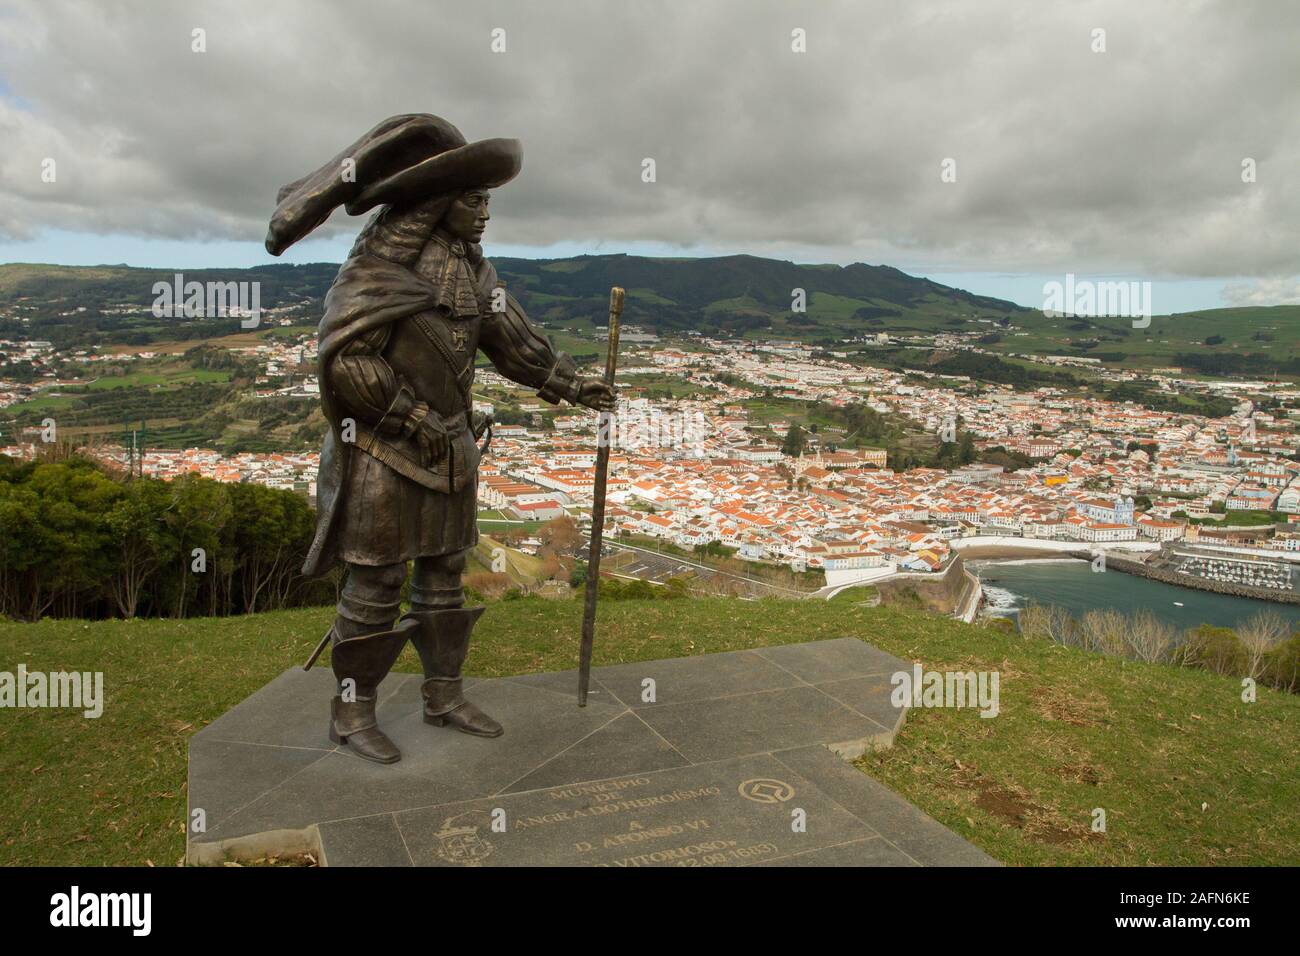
[0,254,1030,345]
[3,259,1298,372]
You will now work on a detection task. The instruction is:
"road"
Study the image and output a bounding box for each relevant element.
[582,536,816,600]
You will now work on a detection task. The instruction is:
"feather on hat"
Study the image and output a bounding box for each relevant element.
[265,113,521,256]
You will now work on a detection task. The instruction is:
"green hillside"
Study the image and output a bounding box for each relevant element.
[4,259,1298,373]
[0,257,1025,348]
[1,595,1295,867]
[0,261,338,305]
[996,304,1300,373]
[0,262,332,351]
[493,253,1030,339]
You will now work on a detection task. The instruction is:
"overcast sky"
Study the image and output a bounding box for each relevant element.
[1,0,1297,311]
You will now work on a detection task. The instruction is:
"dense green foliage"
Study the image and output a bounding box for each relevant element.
[0,454,331,620]
[780,423,808,457]
[896,349,1078,388]
[1094,380,1235,418]
[1173,350,1300,378]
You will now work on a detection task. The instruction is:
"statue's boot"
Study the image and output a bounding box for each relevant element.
[328,617,419,764]
[402,606,502,738]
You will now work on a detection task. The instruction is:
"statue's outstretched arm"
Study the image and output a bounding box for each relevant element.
[478,290,582,406]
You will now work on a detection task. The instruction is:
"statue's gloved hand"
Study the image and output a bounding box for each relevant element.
[575,378,616,412]
[412,407,450,468]
[471,410,493,441]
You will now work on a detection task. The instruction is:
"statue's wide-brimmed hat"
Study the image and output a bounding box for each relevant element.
[265,113,521,256]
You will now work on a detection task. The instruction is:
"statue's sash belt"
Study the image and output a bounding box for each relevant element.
[410,311,474,427]
[353,423,462,494]
[343,305,480,494]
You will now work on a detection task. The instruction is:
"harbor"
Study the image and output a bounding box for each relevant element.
[1168,553,1295,592]
[971,557,1300,633]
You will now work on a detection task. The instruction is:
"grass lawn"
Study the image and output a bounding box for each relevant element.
[0,596,1295,867]
[476,518,547,534]
[78,367,233,391]
[1190,510,1281,528]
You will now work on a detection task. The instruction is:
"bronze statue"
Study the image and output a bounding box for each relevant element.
[266,114,615,764]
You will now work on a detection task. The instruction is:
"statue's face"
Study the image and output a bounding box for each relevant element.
[443,188,490,243]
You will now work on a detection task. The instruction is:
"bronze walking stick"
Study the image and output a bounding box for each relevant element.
[578,286,624,705]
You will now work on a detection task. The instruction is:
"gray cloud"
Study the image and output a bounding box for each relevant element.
[1222,277,1300,307]
[1,0,1296,279]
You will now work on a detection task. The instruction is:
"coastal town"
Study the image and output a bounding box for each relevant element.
[4,328,1300,602]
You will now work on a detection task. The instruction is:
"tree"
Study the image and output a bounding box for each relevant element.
[24,459,121,618]
[160,475,231,618]
[1237,611,1290,681]
[958,432,976,465]
[781,424,807,458]
[0,482,56,620]
[538,514,581,554]
[105,480,170,618]
[539,553,564,581]
[0,453,335,620]
[229,483,314,613]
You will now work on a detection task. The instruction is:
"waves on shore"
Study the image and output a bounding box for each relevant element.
[969,557,1083,569]
[972,557,1081,618]
[979,584,1021,616]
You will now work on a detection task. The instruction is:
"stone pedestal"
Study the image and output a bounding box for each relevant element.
[187,637,996,867]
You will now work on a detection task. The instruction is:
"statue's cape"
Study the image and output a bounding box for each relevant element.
[303,255,439,577]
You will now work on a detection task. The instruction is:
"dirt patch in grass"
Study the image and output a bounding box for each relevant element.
[1030,686,1111,727]
[973,782,1032,825]
[1027,820,1096,845]
[1053,761,1106,785]
[957,768,1098,846]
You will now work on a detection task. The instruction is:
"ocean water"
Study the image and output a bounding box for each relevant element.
[971,558,1300,633]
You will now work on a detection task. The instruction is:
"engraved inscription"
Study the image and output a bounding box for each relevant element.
[738,778,796,804]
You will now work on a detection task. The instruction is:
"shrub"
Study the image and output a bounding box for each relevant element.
[1236,611,1291,680]
[664,576,690,599]
[1123,609,1177,664]
[1180,625,1247,677]
[1263,634,1300,693]
[1018,604,1298,694]
[1077,608,1130,657]
[464,571,512,600]
[983,616,1016,635]
[1018,603,1078,645]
